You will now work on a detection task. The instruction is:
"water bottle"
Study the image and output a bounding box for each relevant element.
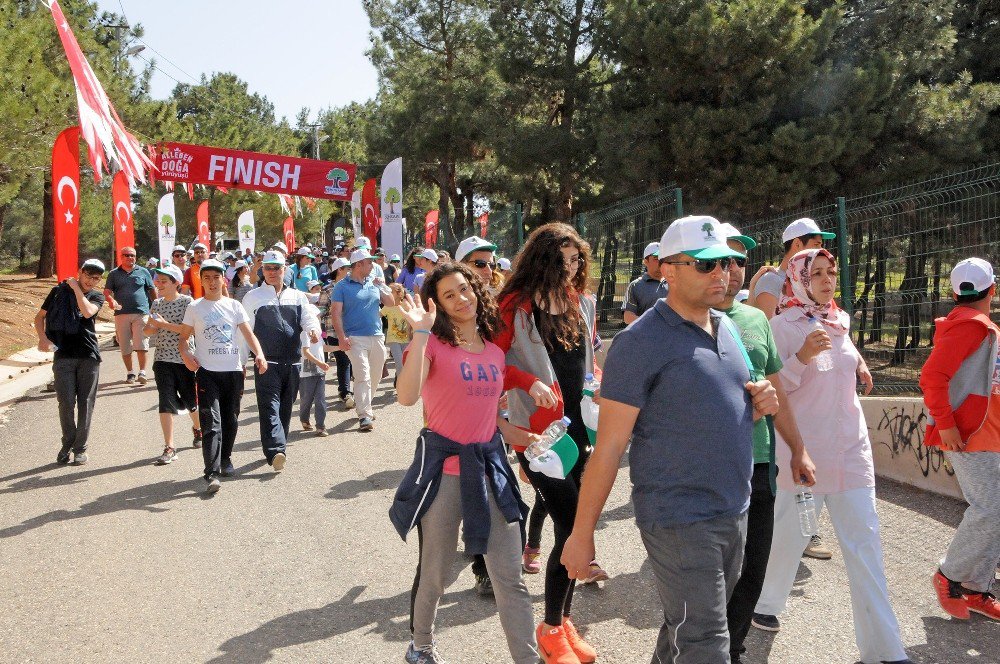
[810,318,833,372]
[581,373,600,445]
[524,416,571,463]
[796,487,819,537]
[373,277,392,297]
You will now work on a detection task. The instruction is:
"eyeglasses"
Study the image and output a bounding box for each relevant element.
[262,265,283,271]
[663,256,746,273]
[121,253,136,258]
[472,260,497,270]
[564,255,582,265]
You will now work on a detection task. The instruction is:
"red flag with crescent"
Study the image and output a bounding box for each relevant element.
[361,178,381,250]
[112,171,134,264]
[478,212,489,239]
[424,210,439,248]
[196,201,211,248]
[283,216,296,254]
[52,126,81,281]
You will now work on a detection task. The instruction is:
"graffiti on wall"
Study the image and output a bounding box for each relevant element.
[874,405,954,478]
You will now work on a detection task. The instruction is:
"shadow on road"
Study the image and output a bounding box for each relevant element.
[326,468,406,500]
[0,458,152,495]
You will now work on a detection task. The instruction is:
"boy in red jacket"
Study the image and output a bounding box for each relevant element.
[920,257,1000,622]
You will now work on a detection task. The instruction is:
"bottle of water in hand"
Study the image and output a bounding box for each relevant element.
[524,417,571,462]
[796,486,819,537]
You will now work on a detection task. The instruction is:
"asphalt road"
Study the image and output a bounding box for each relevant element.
[0,349,996,663]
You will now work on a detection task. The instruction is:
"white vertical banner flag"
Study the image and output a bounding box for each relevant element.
[380,157,404,259]
[157,193,177,267]
[237,210,256,257]
[350,189,362,241]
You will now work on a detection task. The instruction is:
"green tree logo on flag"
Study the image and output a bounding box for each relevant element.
[325,168,350,196]
[161,214,175,236]
[240,224,253,239]
[384,187,401,214]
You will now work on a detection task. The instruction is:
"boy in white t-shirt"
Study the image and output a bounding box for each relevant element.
[179,259,267,494]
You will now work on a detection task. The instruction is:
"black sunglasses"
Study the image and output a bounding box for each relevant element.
[663,256,746,273]
[472,259,497,270]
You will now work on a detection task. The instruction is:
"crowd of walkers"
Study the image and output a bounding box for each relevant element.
[34,214,998,663]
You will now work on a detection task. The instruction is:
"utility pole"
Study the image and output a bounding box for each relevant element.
[308,124,322,160]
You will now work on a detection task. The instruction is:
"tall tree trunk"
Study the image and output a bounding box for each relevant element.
[0,202,9,246]
[37,173,55,279]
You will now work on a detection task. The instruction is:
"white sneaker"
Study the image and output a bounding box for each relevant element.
[272,452,286,472]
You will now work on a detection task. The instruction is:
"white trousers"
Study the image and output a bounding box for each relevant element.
[755,487,907,664]
[344,335,386,419]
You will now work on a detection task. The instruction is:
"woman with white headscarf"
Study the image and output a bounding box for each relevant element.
[751,248,912,664]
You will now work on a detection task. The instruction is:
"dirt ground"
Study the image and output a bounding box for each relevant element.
[0,274,114,359]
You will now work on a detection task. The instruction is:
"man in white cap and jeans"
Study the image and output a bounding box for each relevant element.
[622,241,668,325]
[330,248,394,431]
[242,250,321,471]
[562,215,779,664]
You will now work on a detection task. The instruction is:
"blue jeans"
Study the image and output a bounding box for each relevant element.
[254,362,299,462]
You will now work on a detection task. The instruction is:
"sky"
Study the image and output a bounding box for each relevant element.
[95,0,381,123]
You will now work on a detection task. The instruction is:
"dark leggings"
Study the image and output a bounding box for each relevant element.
[517,447,589,626]
[333,349,352,398]
[527,487,548,549]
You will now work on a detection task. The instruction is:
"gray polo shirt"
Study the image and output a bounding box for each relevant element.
[750,270,785,314]
[105,265,154,315]
[601,299,754,529]
[622,273,668,318]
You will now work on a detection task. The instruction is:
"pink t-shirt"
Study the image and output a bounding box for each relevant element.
[417,334,506,475]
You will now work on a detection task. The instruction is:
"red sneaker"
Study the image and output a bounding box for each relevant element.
[563,617,597,663]
[536,623,581,664]
[932,569,969,619]
[964,591,1000,621]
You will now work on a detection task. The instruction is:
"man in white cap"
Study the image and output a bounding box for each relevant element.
[749,217,834,320]
[412,248,439,293]
[261,241,294,288]
[385,254,401,284]
[353,236,386,281]
[562,215,779,664]
[331,248,394,431]
[181,242,209,298]
[104,246,156,384]
[35,258,107,465]
[170,244,188,271]
[456,235,499,288]
[921,257,1000,623]
[497,257,512,279]
[242,250,321,471]
[622,241,667,325]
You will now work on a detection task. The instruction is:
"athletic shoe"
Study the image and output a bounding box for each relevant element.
[404,641,447,663]
[315,428,329,437]
[272,452,286,472]
[57,447,71,464]
[136,371,148,385]
[192,428,203,449]
[933,569,970,619]
[582,561,609,584]
[344,395,356,410]
[359,417,374,432]
[751,613,780,632]
[221,460,236,477]
[72,452,88,465]
[155,448,176,465]
[474,573,494,597]
[206,477,221,494]
[536,623,580,664]
[964,590,1000,621]
[125,373,136,384]
[301,420,313,431]
[803,534,832,559]
[523,545,542,574]
[562,618,596,663]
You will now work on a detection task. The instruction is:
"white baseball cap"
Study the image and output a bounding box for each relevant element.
[262,250,285,265]
[951,257,995,296]
[192,242,208,251]
[420,248,439,263]
[305,279,321,290]
[199,258,226,274]
[271,241,289,255]
[455,236,498,262]
[355,236,372,249]
[330,257,350,271]
[296,247,313,257]
[172,244,186,253]
[81,258,106,273]
[153,264,184,283]
[781,217,835,243]
[498,257,511,271]
[350,248,374,264]
[642,242,660,259]
[390,254,401,262]
[718,223,758,251]
[146,257,159,267]
[659,216,746,261]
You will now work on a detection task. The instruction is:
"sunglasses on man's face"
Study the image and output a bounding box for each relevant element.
[472,259,497,270]
[663,256,746,273]
[121,253,136,258]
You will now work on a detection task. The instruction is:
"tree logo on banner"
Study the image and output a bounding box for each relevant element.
[240,224,254,239]
[384,187,401,214]
[160,214,175,238]
[325,168,349,196]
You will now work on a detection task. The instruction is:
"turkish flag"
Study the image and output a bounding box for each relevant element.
[361,178,381,250]
[196,201,211,248]
[52,127,81,281]
[478,212,489,239]
[424,210,439,248]
[112,171,134,264]
[283,216,296,254]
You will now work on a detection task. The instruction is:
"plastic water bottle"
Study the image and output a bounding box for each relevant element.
[373,276,392,297]
[810,318,833,372]
[524,416,571,463]
[796,487,819,537]
[581,373,600,445]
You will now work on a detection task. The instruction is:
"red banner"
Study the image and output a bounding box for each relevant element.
[152,142,356,201]
[425,210,439,248]
[196,201,211,248]
[52,127,81,281]
[361,178,381,250]
[112,171,134,264]
[283,217,296,254]
[478,212,489,239]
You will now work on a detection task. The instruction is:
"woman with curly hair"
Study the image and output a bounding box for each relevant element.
[389,262,556,664]
[495,222,603,664]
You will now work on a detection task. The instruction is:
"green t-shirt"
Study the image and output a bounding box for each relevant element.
[722,302,783,463]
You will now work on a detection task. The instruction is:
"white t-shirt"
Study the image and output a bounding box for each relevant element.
[182,296,250,372]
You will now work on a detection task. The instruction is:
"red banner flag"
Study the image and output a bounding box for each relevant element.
[112,171,134,264]
[478,212,489,238]
[52,126,81,281]
[424,210,439,248]
[283,216,296,254]
[196,201,211,248]
[152,142,356,201]
[361,178,381,249]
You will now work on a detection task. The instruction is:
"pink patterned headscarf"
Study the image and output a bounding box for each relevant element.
[779,248,849,335]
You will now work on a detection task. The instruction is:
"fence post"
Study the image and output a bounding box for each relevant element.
[674,188,684,218]
[576,212,585,236]
[836,196,853,317]
[515,202,524,246]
